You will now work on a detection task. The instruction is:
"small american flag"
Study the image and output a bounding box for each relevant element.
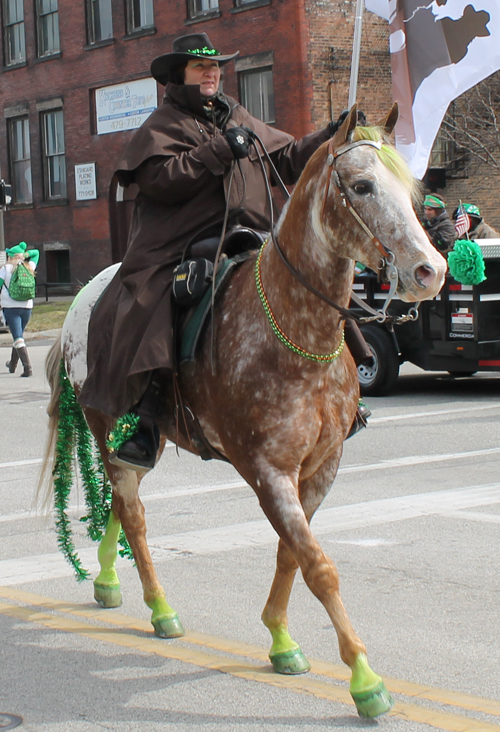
[455,204,470,238]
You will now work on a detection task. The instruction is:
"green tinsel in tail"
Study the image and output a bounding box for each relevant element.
[53,361,133,580]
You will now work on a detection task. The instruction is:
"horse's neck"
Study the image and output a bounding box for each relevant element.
[262,203,353,355]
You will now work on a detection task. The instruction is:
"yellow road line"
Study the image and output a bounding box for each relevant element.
[1,587,499,731]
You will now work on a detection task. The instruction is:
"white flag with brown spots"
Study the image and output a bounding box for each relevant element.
[366,0,500,178]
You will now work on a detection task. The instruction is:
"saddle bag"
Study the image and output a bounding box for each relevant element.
[172,258,214,306]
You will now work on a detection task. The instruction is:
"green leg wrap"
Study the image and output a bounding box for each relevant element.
[268,625,311,675]
[147,596,185,638]
[350,653,394,718]
[94,512,122,608]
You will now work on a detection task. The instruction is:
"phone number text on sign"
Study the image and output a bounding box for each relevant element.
[110,117,143,131]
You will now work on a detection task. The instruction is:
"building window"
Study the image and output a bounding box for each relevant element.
[87,0,113,43]
[126,0,154,33]
[239,67,275,123]
[3,0,25,65]
[42,109,66,199]
[36,0,60,56]
[188,0,219,18]
[8,117,32,204]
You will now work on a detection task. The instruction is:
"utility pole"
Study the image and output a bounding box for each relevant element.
[0,179,12,266]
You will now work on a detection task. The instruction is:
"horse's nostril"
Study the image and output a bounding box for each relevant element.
[414,263,436,288]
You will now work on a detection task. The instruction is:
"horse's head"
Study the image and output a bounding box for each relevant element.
[308,105,447,303]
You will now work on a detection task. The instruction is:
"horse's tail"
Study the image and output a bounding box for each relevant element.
[35,337,63,510]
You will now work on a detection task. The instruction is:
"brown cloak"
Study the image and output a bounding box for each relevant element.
[79,83,331,417]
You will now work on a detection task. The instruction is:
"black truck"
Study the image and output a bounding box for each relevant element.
[353,240,500,395]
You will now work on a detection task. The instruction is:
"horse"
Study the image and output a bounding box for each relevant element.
[40,106,446,718]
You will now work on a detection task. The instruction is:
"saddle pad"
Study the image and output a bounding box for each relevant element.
[179,252,251,364]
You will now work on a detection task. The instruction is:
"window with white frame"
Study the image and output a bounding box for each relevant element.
[126,0,154,33]
[188,0,219,18]
[42,109,66,199]
[239,66,275,123]
[8,117,32,203]
[87,0,113,43]
[36,0,60,56]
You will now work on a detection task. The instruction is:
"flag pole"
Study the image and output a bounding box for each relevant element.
[348,0,365,108]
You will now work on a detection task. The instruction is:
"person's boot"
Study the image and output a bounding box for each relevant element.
[346,399,371,439]
[108,376,162,472]
[17,346,32,377]
[6,348,19,373]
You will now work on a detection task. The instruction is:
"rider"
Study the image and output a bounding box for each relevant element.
[78,32,371,472]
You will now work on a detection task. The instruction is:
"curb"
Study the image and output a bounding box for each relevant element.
[0,328,61,346]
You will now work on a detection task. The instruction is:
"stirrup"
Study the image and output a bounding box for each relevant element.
[346,400,371,440]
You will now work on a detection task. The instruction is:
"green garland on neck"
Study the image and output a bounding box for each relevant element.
[53,361,133,581]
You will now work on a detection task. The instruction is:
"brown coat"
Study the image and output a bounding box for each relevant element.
[79,83,331,417]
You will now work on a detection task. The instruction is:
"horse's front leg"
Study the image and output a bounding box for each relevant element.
[256,467,393,718]
[102,464,184,638]
[261,453,342,675]
[261,538,309,673]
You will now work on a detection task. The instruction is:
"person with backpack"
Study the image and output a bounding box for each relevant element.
[0,241,39,377]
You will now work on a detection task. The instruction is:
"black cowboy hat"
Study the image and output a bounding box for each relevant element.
[151,33,239,86]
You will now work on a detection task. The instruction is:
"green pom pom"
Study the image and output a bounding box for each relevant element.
[106,412,140,453]
[448,239,486,286]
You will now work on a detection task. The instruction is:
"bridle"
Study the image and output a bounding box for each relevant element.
[252,132,418,325]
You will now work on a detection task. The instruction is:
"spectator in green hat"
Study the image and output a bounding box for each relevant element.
[0,242,40,376]
[452,203,500,239]
[422,194,457,254]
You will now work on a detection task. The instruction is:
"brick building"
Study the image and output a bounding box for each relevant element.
[0,0,494,288]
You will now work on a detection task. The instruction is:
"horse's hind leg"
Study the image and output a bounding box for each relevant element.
[105,465,185,638]
[94,508,123,608]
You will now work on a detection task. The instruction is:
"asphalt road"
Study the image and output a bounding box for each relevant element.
[0,340,499,732]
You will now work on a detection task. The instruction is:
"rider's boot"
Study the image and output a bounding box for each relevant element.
[6,348,19,373]
[346,399,371,439]
[108,375,161,472]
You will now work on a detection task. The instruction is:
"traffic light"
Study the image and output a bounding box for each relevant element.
[0,180,12,206]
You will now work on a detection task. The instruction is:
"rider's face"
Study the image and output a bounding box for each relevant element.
[184,59,221,97]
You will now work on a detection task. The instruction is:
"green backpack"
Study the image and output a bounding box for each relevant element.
[9,261,36,301]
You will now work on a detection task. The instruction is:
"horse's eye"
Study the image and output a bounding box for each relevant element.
[353,181,374,195]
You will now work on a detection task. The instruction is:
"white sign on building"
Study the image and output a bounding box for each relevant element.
[75,162,97,201]
[95,77,158,135]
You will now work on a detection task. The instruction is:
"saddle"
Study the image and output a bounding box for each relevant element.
[173,226,267,461]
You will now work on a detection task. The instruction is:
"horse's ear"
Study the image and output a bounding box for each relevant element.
[376,102,399,135]
[333,104,359,146]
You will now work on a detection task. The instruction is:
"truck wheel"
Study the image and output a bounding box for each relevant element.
[358,325,400,396]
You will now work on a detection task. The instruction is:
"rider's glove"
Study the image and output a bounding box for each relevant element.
[223,126,254,159]
[328,109,367,136]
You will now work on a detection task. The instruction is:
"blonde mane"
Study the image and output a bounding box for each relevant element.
[352,126,421,203]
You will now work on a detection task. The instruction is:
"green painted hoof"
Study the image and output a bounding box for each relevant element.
[94,582,122,608]
[351,681,394,718]
[270,648,311,675]
[152,613,185,638]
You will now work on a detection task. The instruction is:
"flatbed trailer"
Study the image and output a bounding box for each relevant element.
[352,239,500,395]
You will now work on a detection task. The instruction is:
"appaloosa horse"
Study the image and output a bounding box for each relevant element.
[41,106,446,717]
